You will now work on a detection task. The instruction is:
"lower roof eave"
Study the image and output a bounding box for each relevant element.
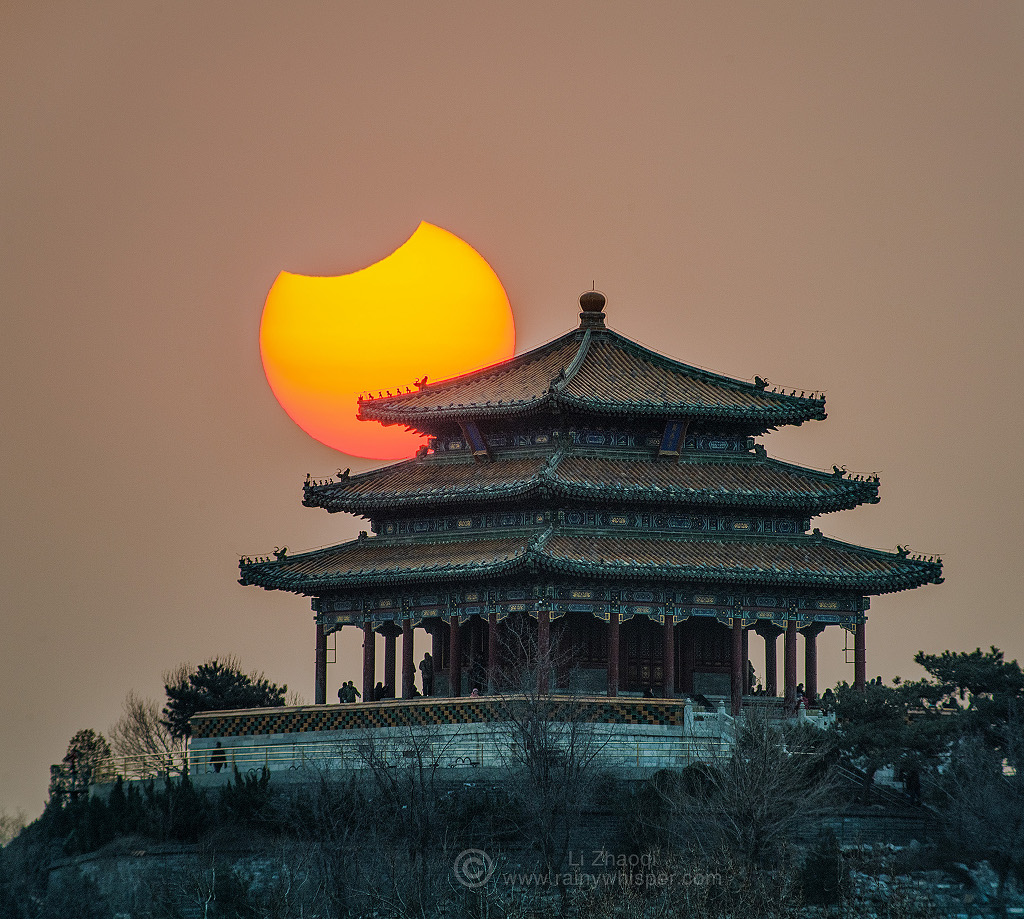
[253,569,940,598]
[239,555,528,594]
[359,392,557,428]
[532,557,940,596]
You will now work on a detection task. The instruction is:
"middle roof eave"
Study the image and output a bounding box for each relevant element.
[303,452,879,515]
[304,455,548,512]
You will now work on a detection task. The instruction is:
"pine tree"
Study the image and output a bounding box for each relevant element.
[914,646,1024,749]
[162,656,286,739]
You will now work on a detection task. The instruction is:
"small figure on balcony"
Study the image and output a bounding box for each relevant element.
[419,652,434,697]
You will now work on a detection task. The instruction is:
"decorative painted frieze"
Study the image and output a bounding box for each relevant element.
[312,584,866,633]
[429,428,756,455]
[376,509,808,537]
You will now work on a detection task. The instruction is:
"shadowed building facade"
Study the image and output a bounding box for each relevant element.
[240,293,942,714]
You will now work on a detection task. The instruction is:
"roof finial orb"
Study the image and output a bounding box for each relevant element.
[578,290,606,329]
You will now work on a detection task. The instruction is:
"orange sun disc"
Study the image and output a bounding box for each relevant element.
[260,222,516,459]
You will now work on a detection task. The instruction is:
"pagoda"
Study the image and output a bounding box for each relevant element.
[240,293,942,715]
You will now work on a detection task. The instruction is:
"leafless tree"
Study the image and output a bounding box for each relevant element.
[574,848,807,919]
[937,714,1024,906]
[352,719,466,915]
[109,690,186,776]
[661,711,838,870]
[267,764,371,917]
[492,613,609,918]
[135,846,219,919]
[0,809,25,848]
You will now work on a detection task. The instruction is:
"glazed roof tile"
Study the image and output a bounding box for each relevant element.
[360,334,580,420]
[550,455,877,512]
[359,328,825,431]
[306,456,548,511]
[304,452,878,515]
[239,534,532,590]
[239,528,941,596]
[543,534,941,594]
[560,337,801,417]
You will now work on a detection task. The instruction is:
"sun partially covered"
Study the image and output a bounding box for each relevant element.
[260,222,516,459]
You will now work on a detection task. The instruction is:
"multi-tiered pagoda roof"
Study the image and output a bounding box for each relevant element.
[240,292,941,708]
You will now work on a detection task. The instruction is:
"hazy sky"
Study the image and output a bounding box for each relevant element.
[3,2,1022,820]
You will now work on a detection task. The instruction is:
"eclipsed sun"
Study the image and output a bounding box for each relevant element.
[260,222,516,459]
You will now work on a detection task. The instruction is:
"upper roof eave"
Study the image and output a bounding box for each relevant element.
[357,329,581,426]
[551,391,824,424]
[358,325,826,429]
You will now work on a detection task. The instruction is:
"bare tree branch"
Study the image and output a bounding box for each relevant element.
[662,711,838,869]
[109,690,186,775]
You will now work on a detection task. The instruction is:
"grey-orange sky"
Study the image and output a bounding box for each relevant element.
[3,2,1022,820]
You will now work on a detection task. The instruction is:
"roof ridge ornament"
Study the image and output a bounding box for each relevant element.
[552,330,592,395]
[530,525,555,555]
[538,448,565,487]
[578,290,606,329]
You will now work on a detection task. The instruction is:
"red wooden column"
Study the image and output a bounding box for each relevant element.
[487,612,500,693]
[784,619,798,707]
[662,617,675,698]
[730,617,744,715]
[680,621,695,695]
[314,622,327,705]
[448,615,462,697]
[383,630,397,698]
[401,619,415,699]
[607,612,620,697]
[761,626,779,696]
[804,624,825,702]
[362,623,375,702]
[741,625,750,693]
[854,620,867,691]
[537,608,550,695]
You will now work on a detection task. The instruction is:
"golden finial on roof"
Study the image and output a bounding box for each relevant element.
[578,290,606,329]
